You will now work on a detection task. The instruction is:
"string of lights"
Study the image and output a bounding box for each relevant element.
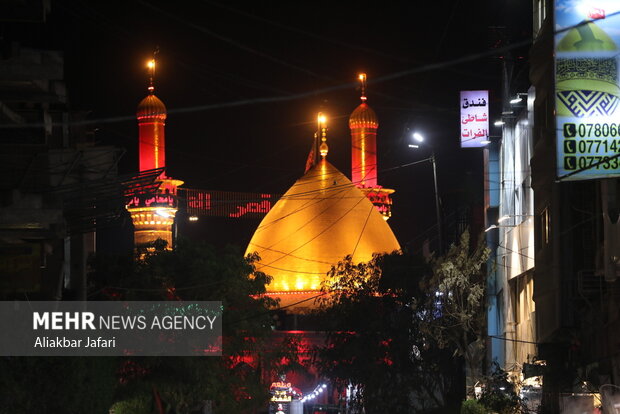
[300,383,328,404]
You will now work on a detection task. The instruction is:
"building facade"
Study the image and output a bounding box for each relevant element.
[488,1,620,411]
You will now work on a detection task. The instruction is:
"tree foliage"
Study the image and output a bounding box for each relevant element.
[477,362,522,414]
[2,239,293,414]
[91,239,295,413]
[421,230,490,395]
[315,230,489,412]
[315,252,461,413]
[0,356,117,414]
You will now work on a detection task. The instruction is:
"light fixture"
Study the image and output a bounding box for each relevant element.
[412,132,424,142]
[494,120,505,126]
[155,208,172,218]
[510,97,523,104]
[408,144,420,149]
[480,140,491,145]
[188,216,199,222]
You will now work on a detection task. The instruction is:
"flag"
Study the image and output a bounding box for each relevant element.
[305,132,317,173]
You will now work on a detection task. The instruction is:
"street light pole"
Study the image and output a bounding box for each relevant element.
[409,131,443,254]
[430,151,443,254]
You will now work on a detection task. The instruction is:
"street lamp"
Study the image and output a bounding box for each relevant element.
[408,132,443,253]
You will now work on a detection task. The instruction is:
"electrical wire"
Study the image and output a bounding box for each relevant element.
[351,204,375,258]
[200,0,421,65]
[134,0,333,82]
[0,35,540,130]
[2,12,619,135]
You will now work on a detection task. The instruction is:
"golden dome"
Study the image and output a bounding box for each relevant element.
[137,94,167,120]
[349,103,378,129]
[246,160,400,309]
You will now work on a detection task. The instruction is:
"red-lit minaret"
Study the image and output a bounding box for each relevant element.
[349,73,394,220]
[127,57,183,249]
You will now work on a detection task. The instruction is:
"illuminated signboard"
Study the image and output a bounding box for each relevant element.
[183,189,281,219]
[126,194,176,209]
[555,2,620,180]
[460,90,489,148]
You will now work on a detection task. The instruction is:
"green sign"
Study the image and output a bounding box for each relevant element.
[555,2,620,180]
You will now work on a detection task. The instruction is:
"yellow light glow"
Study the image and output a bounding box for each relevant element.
[147,59,155,69]
[317,114,326,124]
[358,73,366,81]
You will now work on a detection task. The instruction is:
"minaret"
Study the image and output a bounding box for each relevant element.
[126,56,183,249]
[349,73,394,220]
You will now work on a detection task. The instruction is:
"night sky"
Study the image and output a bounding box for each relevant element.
[5,0,532,250]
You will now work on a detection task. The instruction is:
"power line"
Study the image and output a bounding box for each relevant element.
[135,0,333,82]
[3,12,619,134]
[201,0,418,65]
[0,35,537,130]
[351,204,375,257]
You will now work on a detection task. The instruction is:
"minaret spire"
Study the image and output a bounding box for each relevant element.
[318,112,328,159]
[358,73,367,102]
[147,48,159,94]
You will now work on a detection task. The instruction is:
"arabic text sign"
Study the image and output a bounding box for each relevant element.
[460,90,489,148]
[0,301,222,356]
[555,1,620,180]
[184,189,280,218]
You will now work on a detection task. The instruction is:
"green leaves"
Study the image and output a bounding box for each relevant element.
[315,230,490,411]
[86,239,284,413]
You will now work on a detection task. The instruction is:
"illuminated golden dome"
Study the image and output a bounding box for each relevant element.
[349,103,378,129]
[246,160,400,309]
[137,94,167,120]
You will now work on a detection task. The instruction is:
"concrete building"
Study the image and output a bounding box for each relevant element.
[488,2,620,411]
[0,43,125,300]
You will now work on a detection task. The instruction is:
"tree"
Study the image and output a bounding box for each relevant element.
[315,252,462,413]
[0,356,117,414]
[314,230,489,412]
[477,362,522,414]
[91,239,295,413]
[420,229,490,397]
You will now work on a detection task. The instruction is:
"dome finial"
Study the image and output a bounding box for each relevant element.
[358,73,367,102]
[146,48,159,94]
[318,112,328,159]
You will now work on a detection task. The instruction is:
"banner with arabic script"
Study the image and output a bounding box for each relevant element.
[182,189,281,219]
[555,1,620,180]
[460,90,489,148]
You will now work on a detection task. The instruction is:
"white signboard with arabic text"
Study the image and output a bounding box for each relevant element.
[460,90,489,148]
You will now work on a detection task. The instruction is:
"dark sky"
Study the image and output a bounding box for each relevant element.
[5,0,532,249]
